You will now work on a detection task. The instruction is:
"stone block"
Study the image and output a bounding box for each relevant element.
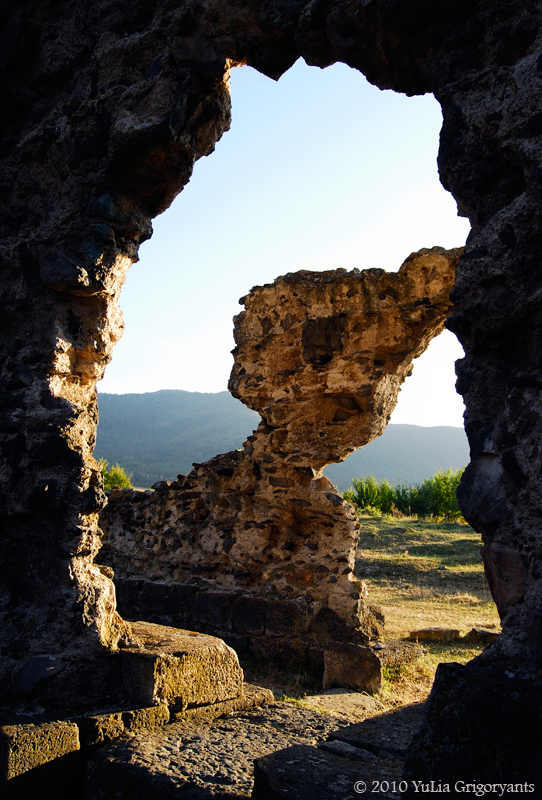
[265,599,306,637]
[221,633,251,655]
[233,595,267,634]
[0,720,80,798]
[169,612,192,630]
[409,627,460,642]
[122,704,171,732]
[170,684,274,723]
[138,580,169,613]
[323,641,382,693]
[77,712,124,750]
[251,636,308,669]
[309,606,370,646]
[193,590,237,631]
[167,582,198,616]
[121,621,244,709]
[77,704,170,749]
[463,627,500,645]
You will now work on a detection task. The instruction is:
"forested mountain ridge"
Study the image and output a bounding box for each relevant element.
[95,390,469,490]
[95,390,259,487]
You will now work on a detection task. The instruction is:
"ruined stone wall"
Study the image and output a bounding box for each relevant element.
[99,249,458,662]
[1,0,542,779]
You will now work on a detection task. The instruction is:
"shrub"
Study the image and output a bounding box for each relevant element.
[344,468,464,521]
[99,458,133,490]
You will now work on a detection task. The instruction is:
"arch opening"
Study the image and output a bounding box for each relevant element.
[92,56,483,674]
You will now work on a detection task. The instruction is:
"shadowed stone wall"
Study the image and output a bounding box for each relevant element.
[0,0,233,710]
[1,0,542,781]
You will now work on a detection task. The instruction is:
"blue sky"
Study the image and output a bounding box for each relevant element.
[99,59,470,427]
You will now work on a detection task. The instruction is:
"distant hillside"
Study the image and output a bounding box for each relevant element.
[95,390,469,489]
[95,390,259,487]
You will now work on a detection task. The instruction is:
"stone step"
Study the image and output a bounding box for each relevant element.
[2,624,267,798]
[77,683,274,751]
[0,720,81,800]
[1,685,274,799]
[121,621,244,709]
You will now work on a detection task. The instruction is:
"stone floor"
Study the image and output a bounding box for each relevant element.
[2,622,427,799]
[84,699,425,799]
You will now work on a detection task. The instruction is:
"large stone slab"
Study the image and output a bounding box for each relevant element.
[253,744,403,799]
[121,621,243,709]
[251,702,426,798]
[0,719,80,798]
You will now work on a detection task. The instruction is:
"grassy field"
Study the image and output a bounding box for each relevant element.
[354,513,501,705]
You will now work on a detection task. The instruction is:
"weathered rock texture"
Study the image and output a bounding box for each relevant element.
[99,249,457,663]
[83,701,402,800]
[1,0,542,784]
[229,254,457,465]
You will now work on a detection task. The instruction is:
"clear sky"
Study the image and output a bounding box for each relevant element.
[99,59,471,427]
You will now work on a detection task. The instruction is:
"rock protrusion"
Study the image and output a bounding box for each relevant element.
[230,249,460,467]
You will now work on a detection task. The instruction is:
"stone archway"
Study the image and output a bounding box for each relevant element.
[1,0,542,785]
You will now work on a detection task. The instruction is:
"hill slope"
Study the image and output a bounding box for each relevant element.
[94,390,469,490]
[95,390,259,487]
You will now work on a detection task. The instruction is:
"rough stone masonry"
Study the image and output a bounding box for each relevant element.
[1,0,542,787]
[99,248,458,664]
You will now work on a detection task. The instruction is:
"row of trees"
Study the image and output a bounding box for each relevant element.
[343,468,464,521]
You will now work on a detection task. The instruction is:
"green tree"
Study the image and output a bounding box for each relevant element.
[99,458,133,490]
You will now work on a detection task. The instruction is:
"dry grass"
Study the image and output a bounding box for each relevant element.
[355,513,501,706]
